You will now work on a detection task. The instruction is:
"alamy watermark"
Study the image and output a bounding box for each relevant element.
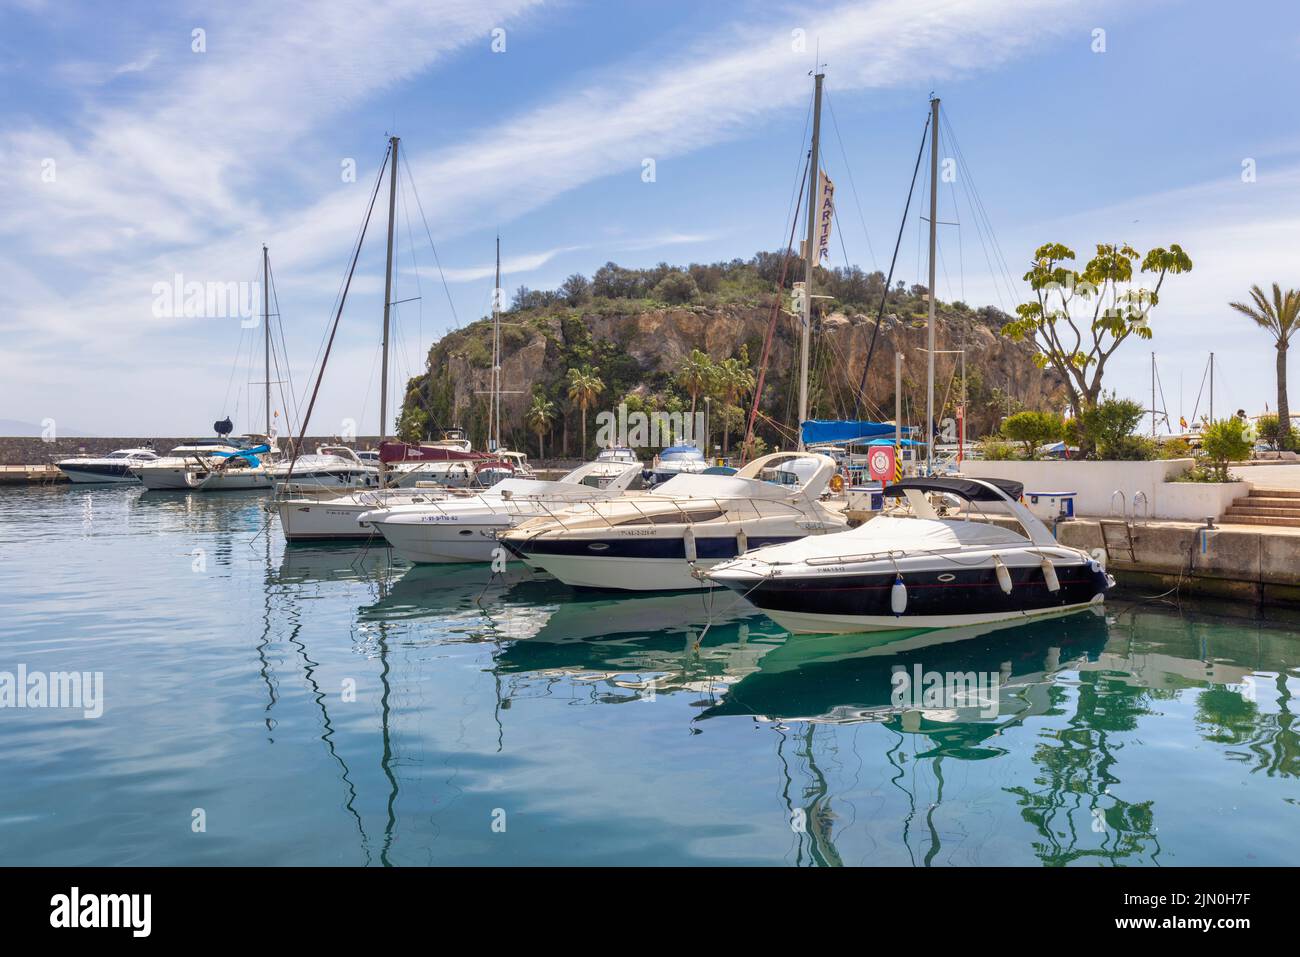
[0,664,103,718]
[890,664,1000,718]
[594,402,704,449]
[151,274,260,326]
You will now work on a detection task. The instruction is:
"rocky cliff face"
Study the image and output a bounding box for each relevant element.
[402,300,1066,454]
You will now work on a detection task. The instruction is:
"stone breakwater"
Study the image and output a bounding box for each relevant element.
[0,436,383,467]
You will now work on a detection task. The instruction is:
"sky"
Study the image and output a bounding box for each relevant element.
[2,0,1299,438]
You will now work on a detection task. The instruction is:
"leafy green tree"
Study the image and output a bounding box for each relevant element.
[980,438,1022,461]
[653,271,699,305]
[560,273,590,307]
[675,349,715,418]
[1229,283,1300,449]
[1004,242,1192,419]
[1254,413,1295,451]
[1001,410,1064,458]
[526,393,556,460]
[1074,395,1156,460]
[397,405,429,443]
[566,367,604,458]
[714,355,755,454]
[1201,418,1253,481]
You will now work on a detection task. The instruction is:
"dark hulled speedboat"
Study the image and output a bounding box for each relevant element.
[706,476,1112,634]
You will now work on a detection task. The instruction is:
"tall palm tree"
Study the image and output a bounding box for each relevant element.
[566,367,605,458]
[675,349,714,418]
[1230,283,1300,447]
[715,357,755,455]
[525,394,556,460]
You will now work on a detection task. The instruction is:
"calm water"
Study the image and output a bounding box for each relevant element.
[1,484,1297,866]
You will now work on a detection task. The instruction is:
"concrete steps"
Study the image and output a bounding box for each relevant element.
[1224,488,1300,527]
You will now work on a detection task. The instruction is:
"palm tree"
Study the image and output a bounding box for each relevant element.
[1230,283,1300,448]
[715,357,755,455]
[675,349,714,418]
[566,367,605,458]
[525,394,556,460]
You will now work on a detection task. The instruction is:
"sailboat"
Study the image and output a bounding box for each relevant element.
[708,97,1114,634]
[136,246,286,491]
[273,140,517,542]
[497,72,846,591]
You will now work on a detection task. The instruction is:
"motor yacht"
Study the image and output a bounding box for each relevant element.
[266,445,380,492]
[56,447,158,483]
[131,438,253,490]
[499,452,844,591]
[645,443,709,487]
[181,442,278,490]
[706,476,1113,634]
[388,456,515,488]
[274,454,630,544]
[359,461,644,563]
[596,446,642,467]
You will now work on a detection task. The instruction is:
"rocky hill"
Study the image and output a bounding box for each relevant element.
[398,256,1066,457]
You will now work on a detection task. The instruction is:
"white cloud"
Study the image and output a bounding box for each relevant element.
[2,0,1106,433]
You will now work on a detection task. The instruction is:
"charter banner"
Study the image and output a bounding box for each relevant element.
[817,170,835,261]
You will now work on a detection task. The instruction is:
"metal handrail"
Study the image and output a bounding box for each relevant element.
[1109,489,1127,520]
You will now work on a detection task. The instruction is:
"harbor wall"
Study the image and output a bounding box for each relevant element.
[0,435,383,467]
[979,515,1300,608]
[962,458,1247,520]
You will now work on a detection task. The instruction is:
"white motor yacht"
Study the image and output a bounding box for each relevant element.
[56,447,158,483]
[595,446,642,466]
[274,484,462,543]
[131,439,249,490]
[499,452,844,591]
[267,445,380,493]
[645,443,709,487]
[359,461,644,564]
[706,476,1113,635]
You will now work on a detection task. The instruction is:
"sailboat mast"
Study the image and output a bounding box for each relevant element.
[798,71,824,451]
[925,96,939,474]
[379,135,399,443]
[1151,352,1157,438]
[1209,351,1215,422]
[263,244,270,437]
[493,235,501,452]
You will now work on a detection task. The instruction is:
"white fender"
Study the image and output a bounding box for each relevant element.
[683,527,697,563]
[890,574,907,615]
[994,556,1013,595]
[736,529,748,556]
[1040,556,1061,593]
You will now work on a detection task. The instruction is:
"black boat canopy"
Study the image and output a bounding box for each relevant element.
[881,476,1024,502]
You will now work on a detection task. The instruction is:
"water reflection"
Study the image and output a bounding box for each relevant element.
[249,544,1299,866]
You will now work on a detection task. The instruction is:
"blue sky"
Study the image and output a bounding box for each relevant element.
[3,0,1299,437]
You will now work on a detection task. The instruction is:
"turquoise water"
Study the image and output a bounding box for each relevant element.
[0,484,1297,866]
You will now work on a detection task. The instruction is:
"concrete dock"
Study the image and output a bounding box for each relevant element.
[1051,515,1300,606]
[0,465,66,485]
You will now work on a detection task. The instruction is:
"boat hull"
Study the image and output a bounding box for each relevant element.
[186,469,273,491]
[57,464,138,484]
[507,534,806,591]
[135,466,199,490]
[276,501,380,542]
[713,561,1111,634]
[369,516,512,564]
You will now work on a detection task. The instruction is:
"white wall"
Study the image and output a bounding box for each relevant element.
[1153,481,1250,521]
[961,459,1242,519]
